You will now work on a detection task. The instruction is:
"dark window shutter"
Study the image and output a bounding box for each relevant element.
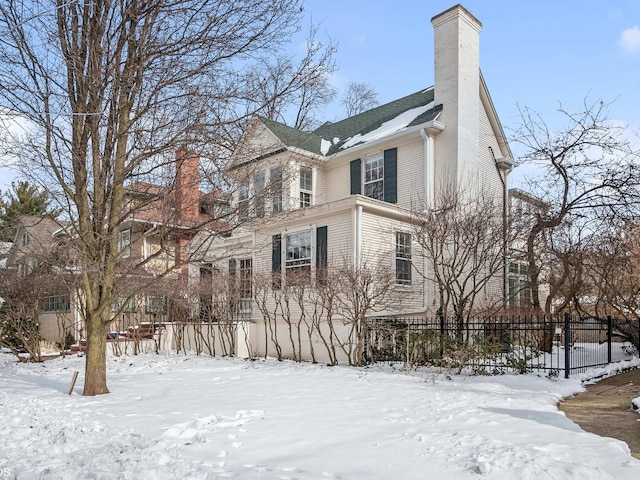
[272,234,282,289]
[228,258,237,291]
[316,226,328,285]
[272,234,282,272]
[350,159,361,195]
[384,148,397,204]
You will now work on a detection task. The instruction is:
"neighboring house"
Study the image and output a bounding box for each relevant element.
[0,241,11,268]
[5,215,64,275]
[3,215,77,343]
[193,5,516,361]
[2,151,228,347]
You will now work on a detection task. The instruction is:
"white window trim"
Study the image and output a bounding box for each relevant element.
[269,166,284,213]
[394,231,412,287]
[285,230,312,271]
[299,165,313,208]
[239,257,253,311]
[253,171,266,218]
[363,154,384,201]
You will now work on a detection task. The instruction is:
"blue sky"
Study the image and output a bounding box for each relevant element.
[303,0,640,132]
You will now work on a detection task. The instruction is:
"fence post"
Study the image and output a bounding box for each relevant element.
[607,316,612,364]
[564,312,570,379]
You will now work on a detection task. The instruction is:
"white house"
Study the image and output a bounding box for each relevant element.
[191,4,516,363]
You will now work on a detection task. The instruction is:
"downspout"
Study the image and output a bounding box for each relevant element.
[420,129,433,209]
[495,156,516,308]
[420,129,431,310]
[355,203,363,269]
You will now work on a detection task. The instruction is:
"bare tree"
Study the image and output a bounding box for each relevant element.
[0,264,69,362]
[330,257,401,366]
[242,24,337,131]
[341,82,379,117]
[511,99,640,317]
[0,0,315,395]
[581,224,640,350]
[411,187,506,335]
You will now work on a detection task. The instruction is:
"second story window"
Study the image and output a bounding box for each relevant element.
[238,182,249,220]
[299,166,313,208]
[364,156,384,201]
[254,171,265,218]
[22,230,30,247]
[270,166,283,213]
[118,228,131,258]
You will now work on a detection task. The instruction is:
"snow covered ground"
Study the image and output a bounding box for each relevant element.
[1,352,640,480]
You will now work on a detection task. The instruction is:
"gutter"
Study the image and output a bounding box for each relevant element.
[332,118,446,160]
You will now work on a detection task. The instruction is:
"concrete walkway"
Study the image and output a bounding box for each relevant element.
[559,368,640,460]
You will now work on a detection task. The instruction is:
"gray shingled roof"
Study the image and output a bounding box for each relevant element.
[259,87,441,158]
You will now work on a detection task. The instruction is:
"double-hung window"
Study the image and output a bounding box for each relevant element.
[395,232,412,286]
[145,295,167,315]
[270,166,283,213]
[238,182,249,220]
[364,156,384,200]
[253,171,265,218]
[508,262,531,308]
[285,230,312,282]
[239,258,253,310]
[299,166,313,208]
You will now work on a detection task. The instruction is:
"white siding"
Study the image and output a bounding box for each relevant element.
[323,133,425,209]
[359,210,426,313]
[478,103,505,197]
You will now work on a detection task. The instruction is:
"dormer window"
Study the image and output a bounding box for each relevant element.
[299,166,313,208]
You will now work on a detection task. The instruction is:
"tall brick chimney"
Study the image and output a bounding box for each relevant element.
[175,148,201,220]
[174,148,200,279]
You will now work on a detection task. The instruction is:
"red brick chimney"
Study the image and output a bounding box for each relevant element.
[175,148,200,221]
[174,148,200,280]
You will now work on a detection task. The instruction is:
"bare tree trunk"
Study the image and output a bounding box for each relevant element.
[83,314,110,395]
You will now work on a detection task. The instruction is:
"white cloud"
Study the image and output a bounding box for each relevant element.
[619,26,640,53]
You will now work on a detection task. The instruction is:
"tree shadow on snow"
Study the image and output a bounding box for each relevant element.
[483,407,583,432]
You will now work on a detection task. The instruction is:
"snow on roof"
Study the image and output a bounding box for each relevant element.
[320,138,331,155]
[340,102,435,150]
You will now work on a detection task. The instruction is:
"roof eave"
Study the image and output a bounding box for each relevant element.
[330,117,445,159]
[480,72,514,160]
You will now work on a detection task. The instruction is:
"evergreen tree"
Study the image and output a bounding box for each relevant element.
[0,181,59,242]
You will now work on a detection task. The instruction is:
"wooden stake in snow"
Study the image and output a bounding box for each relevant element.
[68,371,79,395]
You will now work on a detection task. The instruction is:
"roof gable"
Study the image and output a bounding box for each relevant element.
[231,117,289,168]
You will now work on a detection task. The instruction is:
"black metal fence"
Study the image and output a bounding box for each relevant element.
[365,314,639,377]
